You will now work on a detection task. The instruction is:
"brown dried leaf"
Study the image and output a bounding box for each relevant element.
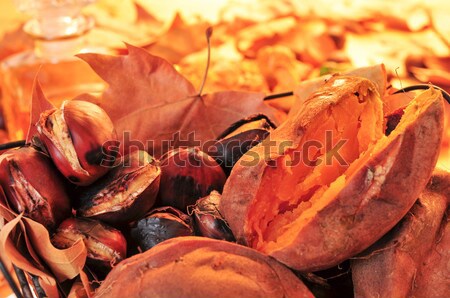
[146,13,211,64]
[26,79,55,144]
[0,200,87,296]
[79,44,278,157]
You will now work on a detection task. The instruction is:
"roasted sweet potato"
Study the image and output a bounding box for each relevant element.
[94,237,313,298]
[220,76,444,271]
[351,168,450,298]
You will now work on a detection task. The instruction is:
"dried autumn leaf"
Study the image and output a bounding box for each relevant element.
[26,78,55,143]
[145,13,211,64]
[0,200,87,296]
[78,44,279,157]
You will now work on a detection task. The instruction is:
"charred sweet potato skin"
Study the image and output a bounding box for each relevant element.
[94,237,313,298]
[220,77,444,271]
[351,169,450,298]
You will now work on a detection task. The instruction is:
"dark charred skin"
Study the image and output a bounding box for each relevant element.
[207,114,275,174]
[214,114,276,140]
[130,206,194,252]
[385,107,405,136]
[76,150,161,225]
[157,148,226,212]
[84,147,106,166]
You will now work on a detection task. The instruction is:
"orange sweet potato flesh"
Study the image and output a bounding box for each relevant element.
[351,168,450,298]
[93,237,313,298]
[220,76,445,272]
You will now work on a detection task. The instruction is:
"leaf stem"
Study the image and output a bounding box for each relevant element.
[198,27,213,96]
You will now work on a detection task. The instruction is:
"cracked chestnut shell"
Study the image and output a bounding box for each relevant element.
[157,147,227,211]
[77,150,161,225]
[207,114,275,174]
[52,217,127,274]
[0,146,71,230]
[37,100,119,186]
[130,206,194,252]
[190,191,235,242]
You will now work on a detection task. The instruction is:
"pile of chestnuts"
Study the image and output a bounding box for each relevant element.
[0,98,275,282]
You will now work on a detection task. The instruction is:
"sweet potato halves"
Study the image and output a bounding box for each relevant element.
[220,76,445,271]
[94,237,313,298]
[351,168,450,298]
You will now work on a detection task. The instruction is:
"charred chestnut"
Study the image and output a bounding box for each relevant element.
[37,99,119,186]
[130,206,194,252]
[157,147,226,211]
[51,218,126,274]
[0,146,71,230]
[207,114,275,174]
[77,150,161,225]
[385,107,405,136]
[190,191,235,241]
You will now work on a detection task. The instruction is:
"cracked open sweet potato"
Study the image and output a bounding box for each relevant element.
[351,167,450,298]
[94,237,313,298]
[220,75,445,272]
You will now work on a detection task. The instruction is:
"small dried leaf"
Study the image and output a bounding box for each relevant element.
[79,44,278,157]
[26,79,55,144]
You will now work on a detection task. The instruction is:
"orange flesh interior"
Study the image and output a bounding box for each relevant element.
[251,87,442,253]
[248,84,384,250]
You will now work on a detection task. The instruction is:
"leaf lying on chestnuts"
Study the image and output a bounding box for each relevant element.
[207,114,275,174]
[130,206,194,252]
[0,146,71,230]
[76,150,161,225]
[37,99,119,186]
[190,191,235,242]
[157,147,226,211]
[51,217,127,275]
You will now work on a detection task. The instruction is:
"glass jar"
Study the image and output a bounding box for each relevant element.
[0,0,107,140]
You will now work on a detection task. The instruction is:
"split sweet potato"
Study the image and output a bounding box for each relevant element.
[94,237,313,298]
[220,75,444,271]
[351,168,450,298]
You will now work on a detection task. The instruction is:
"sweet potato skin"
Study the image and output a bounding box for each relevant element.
[221,80,444,272]
[351,169,450,298]
[94,237,313,298]
[220,75,383,245]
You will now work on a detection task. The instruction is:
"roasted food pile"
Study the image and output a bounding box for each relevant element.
[0,51,448,297]
[0,1,449,298]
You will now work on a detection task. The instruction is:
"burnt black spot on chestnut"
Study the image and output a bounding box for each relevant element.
[68,176,80,183]
[85,147,105,166]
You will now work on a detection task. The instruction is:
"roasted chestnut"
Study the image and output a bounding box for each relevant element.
[190,191,235,241]
[0,146,71,230]
[385,107,405,136]
[157,147,226,211]
[51,218,126,274]
[37,99,119,186]
[76,150,161,225]
[207,114,275,174]
[130,206,194,252]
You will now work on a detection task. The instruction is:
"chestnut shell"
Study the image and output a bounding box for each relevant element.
[157,147,226,211]
[52,217,127,274]
[77,150,161,225]
[191,191,235,242]
[207,114,275,174]
[130,206,194,252]
[38,100,119,186]
[0,146,71,230]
